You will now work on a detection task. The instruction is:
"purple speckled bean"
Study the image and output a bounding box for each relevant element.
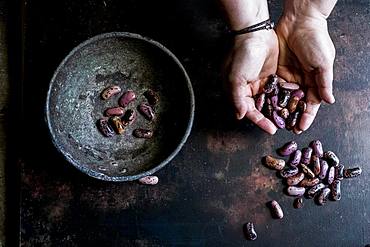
[324,151,340,167]
[144,90,159,105]
[104,107,124,117]
[327,166,335,184]
[278,89,291,108]
[271,95,280,109]
[265,99,274,118]
[312,155,321,176]
[97,118,114,137]
[286,111,299,130]
[286,172,305,186]
[280,108,289,119]
[299,177,320,187]
[291,89,305,100]
[294,198,304,209]
[331,180,341,201]
[138,176,158,185]
[344,167,362,178]
[121,109,136,126]
[138,102,155,121]
[319,160,329,179]
[288,150,302,167]
[243,222,257,241]
[280,166,299,178]
[119,90,136,107]
[287,186,306,197]
[133,128,153,139]
[287,96,300,113]
[278,141,298,156]
[317,187,331,205]
[263,75,278,94]
[264,155,286,170]
[269,200,284,219]
[335,165,344,180]
[310,140,323,158]
[301,147,313,164]
[279,81,300,91]
[255,93,266,112]
[307,183,325,199]
[300,164,315,178]
[272,111,285,129]
[101,85,121,100]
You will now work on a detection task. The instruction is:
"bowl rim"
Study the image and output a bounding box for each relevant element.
[45,32,195,182]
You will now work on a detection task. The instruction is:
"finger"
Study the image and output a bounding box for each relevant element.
[243,97,277,135]
[230,82,250,120]
[298,85,321,131]
[316,66,335,104]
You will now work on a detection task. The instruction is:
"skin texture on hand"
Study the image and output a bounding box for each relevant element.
[276,14,336,133]
[224,31,279,135]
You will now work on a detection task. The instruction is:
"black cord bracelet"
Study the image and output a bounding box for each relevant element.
[229,19,274,36]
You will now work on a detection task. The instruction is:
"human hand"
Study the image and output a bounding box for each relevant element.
[276,3,336,133]
[224,30,279,135]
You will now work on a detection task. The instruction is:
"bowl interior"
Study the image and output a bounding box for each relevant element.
[47,33,193,181]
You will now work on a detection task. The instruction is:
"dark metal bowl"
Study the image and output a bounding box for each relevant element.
[46,32,194,181]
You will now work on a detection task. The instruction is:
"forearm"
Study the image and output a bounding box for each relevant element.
[283,0,337,20]
[219,0,270,30]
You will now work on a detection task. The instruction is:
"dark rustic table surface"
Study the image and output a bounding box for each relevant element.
[18,0,370,246]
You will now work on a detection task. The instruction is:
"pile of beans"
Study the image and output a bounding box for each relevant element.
[96,85,159,139]
[244,140,363,241]
[254,74,306,131]
[264,140,362,207]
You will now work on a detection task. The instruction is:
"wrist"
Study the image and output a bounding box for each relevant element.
[221,0,270,31]
[282,0,337,21]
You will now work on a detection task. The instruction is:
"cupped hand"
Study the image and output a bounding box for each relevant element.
[276,15,336,133]
[224,30,279,135]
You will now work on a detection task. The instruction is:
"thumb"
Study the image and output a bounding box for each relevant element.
[316,66,335,104]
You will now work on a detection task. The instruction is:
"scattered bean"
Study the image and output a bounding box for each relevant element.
[264,155,286,170]
[122,109,136,126]
[312,155,321,176]
[331,180,341,201]
[110,116,125,134]
[344,167,362,178]
[319,160,329,180]
[307,183,325,199]
[278,89,291,108]
[310,140,323,158]
[280,108,289,119]
[138,176,159,185]
[335,165,344,180]
[287,172,305,186]
[97,118,114,137]
[269,200,284,219]
[101,85,121,100]
[138,102,155,121]
[288,150,302,167]
[301,164,315,178]
[280,166,299,178]
[104,107,124,117]
[133,128,153,139]
[243,222,257,241]
[324,151,339,167]
[272,111,286,129]
[287,96,300,113]
[278,141,298,156]
[291,89,305,100]
[293,198,304,209]
[317,187,331,205]
[119,90,136,107]
[301,147,313,164]
[299,178,320,187]
[327,166,335,185]
[255,93,266,112]
[144,89,159,105]
[287,186,306,197]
